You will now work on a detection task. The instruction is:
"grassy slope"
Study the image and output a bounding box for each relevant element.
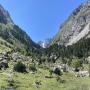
[0,37,12,53]
[0,63,90,90]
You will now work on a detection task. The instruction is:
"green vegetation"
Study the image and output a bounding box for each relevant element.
[0,22,41,56]
[0,1,90,90]
[0,63,90,90]
[71,59,83,71]
[29,64,37,72]
[14,61,26,73]
[40,37,90,65]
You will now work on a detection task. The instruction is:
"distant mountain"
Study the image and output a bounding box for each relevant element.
[38,38,52,48]
[0,4,40,53]
[51,0,90,46]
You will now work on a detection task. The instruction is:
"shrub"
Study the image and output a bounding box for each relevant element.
[29,64,37,72]
[71,59,83,72]
[49,69,53,76]
[54,68,62,76]
[56,76,65,83]
[13,61,26,73]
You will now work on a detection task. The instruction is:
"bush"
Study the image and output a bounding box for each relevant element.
[71,59,83,72]
[56,76,65,83]
[29,64,37,72]
[14,61,26,73]
[49,69,53,76]
[54,68,62,76]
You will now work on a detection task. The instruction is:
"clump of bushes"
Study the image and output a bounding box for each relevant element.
[13,61,26,73]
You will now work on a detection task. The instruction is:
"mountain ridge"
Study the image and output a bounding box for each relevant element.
[51,0,90,46]
[0,4,40,53]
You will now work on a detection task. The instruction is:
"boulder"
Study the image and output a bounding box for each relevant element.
[76,71,89,77]
[0,52,10,62]
[0,62,9,69]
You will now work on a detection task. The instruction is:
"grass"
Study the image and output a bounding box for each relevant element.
[13,69,90,90]
[0,37,12,53]
[0,70,9,88]
[83,64,89,70]
[0,63,90,90]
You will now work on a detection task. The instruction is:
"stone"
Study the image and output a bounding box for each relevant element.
[0,61,9,69]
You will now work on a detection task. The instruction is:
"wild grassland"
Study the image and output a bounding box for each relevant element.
[0,64,90,90]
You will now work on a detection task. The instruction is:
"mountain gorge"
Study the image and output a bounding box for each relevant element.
[51,0,90,46]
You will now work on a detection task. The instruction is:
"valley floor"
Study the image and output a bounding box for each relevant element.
[0,63,90,90]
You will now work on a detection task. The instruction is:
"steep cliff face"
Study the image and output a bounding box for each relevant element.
[0,5,13,24]
[51,0,90,46]
[0,4,40,52]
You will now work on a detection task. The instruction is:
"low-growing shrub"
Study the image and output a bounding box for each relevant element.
[29,64,37,72]
[49,69,53,76]
[54,68,62,76]
[13,61,26,73]
[56,76,65,83]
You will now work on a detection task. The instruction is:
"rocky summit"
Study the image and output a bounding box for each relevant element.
[0,5,13,24]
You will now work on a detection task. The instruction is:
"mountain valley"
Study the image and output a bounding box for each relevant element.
[0,1,90,90]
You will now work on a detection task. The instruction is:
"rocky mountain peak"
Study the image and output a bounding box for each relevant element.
[0,4,13,24]
[38,38,52,48]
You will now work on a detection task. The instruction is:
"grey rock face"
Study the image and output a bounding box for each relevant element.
[0,5,13,24]
[51,0,90,46]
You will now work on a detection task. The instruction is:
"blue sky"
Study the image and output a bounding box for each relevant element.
[0,0,86,42]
